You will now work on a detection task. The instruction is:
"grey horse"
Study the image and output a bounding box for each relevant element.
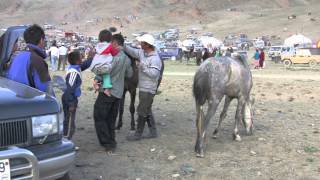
[193,55,254,157]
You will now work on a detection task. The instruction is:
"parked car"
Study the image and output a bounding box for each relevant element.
[281,48,320,68]
[267,45,283,57]
[0,26,75,180]
[158,47,183,60]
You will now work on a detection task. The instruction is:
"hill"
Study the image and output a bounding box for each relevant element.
[0,0,319,40]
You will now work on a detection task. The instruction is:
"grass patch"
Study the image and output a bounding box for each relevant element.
[304,146,319,153]
[306,158,314,163]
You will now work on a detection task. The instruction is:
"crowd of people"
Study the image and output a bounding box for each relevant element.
[4,24,163,153]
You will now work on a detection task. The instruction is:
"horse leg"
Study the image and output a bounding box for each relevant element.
[196,97,222,158]
[212,96,232,138]
[129,89,136,131]
[116,91,126,130]
[195,104,203,156]
[233,97,245,141]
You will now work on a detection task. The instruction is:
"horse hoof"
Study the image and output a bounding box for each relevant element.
[196,152,205,158]
[233,134,242,141]
[212,134,218,139]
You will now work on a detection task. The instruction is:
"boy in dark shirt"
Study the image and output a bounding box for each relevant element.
[62,51,82,140]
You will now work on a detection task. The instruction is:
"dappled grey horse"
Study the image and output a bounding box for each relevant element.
[193,55,254,157]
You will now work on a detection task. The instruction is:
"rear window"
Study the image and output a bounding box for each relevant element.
[309,48,320,55]
[271,47,281,51]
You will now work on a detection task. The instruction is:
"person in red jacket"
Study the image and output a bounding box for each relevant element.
[259,49,265,69]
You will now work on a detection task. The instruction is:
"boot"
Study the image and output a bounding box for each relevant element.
[127,116,145,141]
[145,114,158,139]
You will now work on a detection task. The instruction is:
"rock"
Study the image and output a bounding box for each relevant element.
[159,122,167,126]
[172,174,180,178]
[168,155,176,161]
[250,150,257,156]
[258,137,266,141]
[165,98,170,101]
[257,171,262,176]
[136,178,141,180]
[273,158,282,162]
[150,148,156,152]
[180,164,196,175]
[288,97,295,102]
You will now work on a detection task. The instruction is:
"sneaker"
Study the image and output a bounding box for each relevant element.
[126,134,142,141]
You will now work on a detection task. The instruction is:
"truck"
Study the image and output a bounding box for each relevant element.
[0,26,75,180]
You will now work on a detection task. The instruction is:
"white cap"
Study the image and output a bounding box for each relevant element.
[136,34,155,46]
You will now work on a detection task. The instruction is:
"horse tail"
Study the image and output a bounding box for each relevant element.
[193,66,211,106]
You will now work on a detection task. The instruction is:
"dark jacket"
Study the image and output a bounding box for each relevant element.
[62,65,82,106]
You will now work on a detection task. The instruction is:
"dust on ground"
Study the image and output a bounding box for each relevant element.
[54,60,320,180]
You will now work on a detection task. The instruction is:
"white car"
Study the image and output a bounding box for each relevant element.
[268,45,283,57]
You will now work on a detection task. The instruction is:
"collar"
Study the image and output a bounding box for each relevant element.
[26,44,47,59]
[68,65,81,72]
[144,50,157,57]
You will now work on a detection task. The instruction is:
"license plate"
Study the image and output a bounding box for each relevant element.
[0,159,10,180]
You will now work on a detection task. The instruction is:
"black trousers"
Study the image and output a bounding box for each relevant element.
[137,91,155,118]
[93,93,120,148]
[62,101,77,140]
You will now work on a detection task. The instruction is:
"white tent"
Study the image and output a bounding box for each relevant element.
[284,34,312,47]
[182,39,196,47]
[198,36,223,48]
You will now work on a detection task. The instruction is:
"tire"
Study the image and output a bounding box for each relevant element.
[283,59,292,68]
[57,173,70,180]
[309,60,317,68]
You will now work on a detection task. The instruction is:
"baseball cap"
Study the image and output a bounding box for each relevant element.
[136,34,155,46]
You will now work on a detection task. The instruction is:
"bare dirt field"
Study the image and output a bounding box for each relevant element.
[54,59,320,180]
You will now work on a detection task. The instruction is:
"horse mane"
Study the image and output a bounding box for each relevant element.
[233,54,249,69]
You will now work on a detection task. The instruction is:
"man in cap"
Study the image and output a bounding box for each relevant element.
[124,34,162,141]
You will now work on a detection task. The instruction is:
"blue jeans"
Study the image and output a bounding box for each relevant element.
[51,56,58,71]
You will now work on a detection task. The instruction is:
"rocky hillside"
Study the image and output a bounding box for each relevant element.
[0,0,319,39]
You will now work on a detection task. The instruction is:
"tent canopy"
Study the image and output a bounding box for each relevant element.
[198,36,223,48]
[182,39,196,47]
[284,34,312,47]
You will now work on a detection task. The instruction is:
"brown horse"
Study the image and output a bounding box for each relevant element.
[116,55,164,130]
[116,56,138,130]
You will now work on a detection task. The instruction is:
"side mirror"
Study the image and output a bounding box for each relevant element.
[51,75,67,92]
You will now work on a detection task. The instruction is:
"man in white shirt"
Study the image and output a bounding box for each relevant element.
[58,43,68,71]
[48,41,59,71]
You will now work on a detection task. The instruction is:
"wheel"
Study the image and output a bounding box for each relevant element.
[283,59,292,68]
[309,60,317,68]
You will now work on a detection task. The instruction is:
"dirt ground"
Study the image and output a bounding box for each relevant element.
[54,59,320,180]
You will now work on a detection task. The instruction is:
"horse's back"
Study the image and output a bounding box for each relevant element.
[199,56,252,97]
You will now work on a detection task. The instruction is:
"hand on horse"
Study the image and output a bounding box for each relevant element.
[87,47,96,60]
[93,80,101,92]
[138,62,147,71]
